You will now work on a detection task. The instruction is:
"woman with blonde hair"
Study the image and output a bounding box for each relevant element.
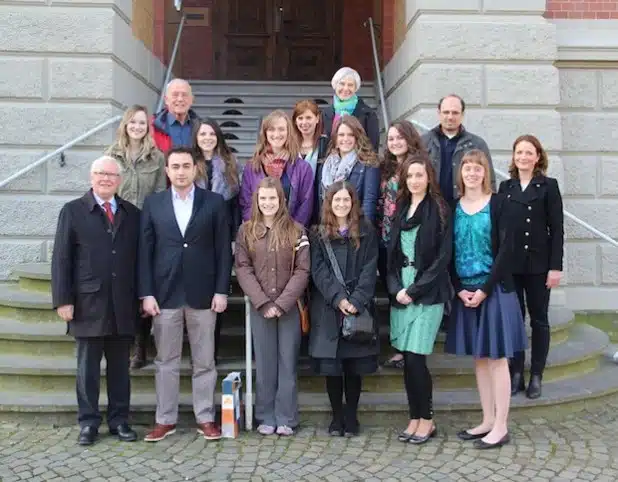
[292,99,327,175]
[445,150,527,450]
[235,177,310,436]
[322,67,379,151]
[316,116,380,223]
[499,135,564,399]
[239,110,314,227]
[309,181,379,437]
[105,104,166,369]
[105,104,166,209]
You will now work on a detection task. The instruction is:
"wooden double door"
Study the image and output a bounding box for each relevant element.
[215,0,342,81]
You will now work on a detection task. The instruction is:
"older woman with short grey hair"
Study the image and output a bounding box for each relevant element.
[322,67,380,152]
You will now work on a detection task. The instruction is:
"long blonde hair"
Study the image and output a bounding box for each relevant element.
[110,105,156,162]
[249,110,300,171]
[241,177,302,252]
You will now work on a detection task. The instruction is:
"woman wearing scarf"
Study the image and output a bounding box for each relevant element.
[240,110,314,227]
[193,118,242,240]
[322,67,380,152]
[387,155,452,445]
[315,116,380,224]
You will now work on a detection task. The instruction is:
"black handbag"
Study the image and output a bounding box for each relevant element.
[322,236,376,344]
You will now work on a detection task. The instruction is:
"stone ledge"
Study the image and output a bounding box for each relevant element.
[554,19,618,62]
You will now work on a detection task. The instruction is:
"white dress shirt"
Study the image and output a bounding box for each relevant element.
[92,192,117,214]
[171,185,195,237]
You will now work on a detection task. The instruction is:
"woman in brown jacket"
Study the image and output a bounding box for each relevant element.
[235,177,310,437]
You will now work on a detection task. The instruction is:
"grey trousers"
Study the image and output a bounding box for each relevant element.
[153,307,217,425]
[250,305,301,428]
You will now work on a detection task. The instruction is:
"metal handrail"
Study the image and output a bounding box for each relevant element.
[155,11,187,114]
[365,17,389,129]
[0,115,122,190]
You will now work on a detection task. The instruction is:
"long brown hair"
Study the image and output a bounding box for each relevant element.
[457,149,494,196]
[509,134,549,179]
[324,116,379,167]
[396,154,448,224]
[292,100,323,146]
[318,181,362,249]
[192,118,239,187]
[241,177,301,252]
[249,110,300,171]
[382,120,426,181]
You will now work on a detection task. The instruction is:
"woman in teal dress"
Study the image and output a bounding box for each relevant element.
[387,154,452,445]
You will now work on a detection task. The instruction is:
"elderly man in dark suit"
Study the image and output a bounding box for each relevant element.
[139,146,232,442]
[51,155,140,446]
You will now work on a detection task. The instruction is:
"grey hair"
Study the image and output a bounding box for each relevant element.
[165,78,192,96]
[331,67,361,91]
[90,155,123,175]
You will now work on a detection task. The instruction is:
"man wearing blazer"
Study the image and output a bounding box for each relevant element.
[139,146,232,442]
[51,156,140,446]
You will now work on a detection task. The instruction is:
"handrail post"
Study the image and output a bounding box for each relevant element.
[244,296,253,431]
[155,13,187,113]
[366,17,389,129]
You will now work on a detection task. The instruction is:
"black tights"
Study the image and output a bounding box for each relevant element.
[403,352,433,420]
[326,374,362,421]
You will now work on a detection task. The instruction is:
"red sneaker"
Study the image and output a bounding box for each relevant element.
[197,422,222,440]
[143,423,176,442]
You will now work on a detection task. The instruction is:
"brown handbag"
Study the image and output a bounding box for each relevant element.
[291,241,310,335]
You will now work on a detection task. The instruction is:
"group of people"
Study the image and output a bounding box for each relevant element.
[50,67,564,451]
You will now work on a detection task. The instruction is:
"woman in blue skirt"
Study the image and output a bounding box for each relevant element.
[387,154,452,445]
[445,149,527,450]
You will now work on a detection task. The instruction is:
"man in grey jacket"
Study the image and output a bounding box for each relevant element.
[422,94,495,205]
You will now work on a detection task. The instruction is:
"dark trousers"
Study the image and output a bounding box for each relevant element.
[76,336,132,429]
[511,273,551,376]
[402,352,433,420]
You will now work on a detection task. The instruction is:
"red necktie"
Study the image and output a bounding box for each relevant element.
[103,202,114,224]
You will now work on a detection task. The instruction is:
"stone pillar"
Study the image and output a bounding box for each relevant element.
[0,0,164,278]
[382,0,565,305]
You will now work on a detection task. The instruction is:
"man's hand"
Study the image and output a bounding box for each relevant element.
[211,294,228,313]
[142,296,161,317]
[57,304,74,322]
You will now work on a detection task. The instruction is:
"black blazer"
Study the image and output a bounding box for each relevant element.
[51,190,140,338]
[451,193,515,294]
[138,187,233,309]
[498,175,564,274]
[322,98,380,152]
[386,196,453,306]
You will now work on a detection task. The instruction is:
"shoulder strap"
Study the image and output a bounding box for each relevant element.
[320,227,346,286]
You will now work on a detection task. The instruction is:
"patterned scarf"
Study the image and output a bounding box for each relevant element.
[333,94,359,116]
[320,151,358,199]
[210,155,239,201]
[262,148,289,179]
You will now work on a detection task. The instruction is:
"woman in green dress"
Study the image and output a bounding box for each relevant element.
[387,154,453,445]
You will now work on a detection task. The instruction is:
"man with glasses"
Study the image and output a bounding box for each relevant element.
[422,94,495,206]
[51,156,141,446]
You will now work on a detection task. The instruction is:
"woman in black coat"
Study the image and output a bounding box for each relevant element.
[322,67,380,152]
[309,181,379,437]
[498,135,564,400]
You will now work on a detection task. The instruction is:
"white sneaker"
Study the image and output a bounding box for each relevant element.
[276,425,294,436]
[613,350,618,363]
[257,424,275,435]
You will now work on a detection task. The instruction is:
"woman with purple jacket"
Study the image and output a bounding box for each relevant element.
[240,110,314,227]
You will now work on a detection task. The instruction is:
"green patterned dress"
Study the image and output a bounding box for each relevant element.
[389,226,445,355]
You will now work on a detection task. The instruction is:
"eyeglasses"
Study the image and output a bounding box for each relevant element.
[93,171,120,179]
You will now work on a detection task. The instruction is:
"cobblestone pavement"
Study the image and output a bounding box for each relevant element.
[1,401,618,482]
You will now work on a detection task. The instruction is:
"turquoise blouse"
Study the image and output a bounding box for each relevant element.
[454,202,493,286]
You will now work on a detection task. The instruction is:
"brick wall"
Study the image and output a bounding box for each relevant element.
[546,0,618,19]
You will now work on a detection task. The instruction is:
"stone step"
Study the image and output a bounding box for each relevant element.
[192,92,377,110]
[194,103,323,119]
[0,324,604,393]
[189,80,374,97]
[1,356,616,425]
[208,115,261,130]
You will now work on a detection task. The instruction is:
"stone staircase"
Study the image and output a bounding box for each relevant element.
[189,80,377,161]
[0,262,617,425]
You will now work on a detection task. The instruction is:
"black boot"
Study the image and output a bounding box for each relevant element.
[343,405,359,437]
[510,352,525,395]
[526,374,542,399]
[130,318,151,369]
[328,413,344,437]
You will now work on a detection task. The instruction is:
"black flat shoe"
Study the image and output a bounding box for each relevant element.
[328,418,344,437]
[510,372,525,396]
[78,426,98,446]
[473,433,510,450]
[408,426,437,445]
[397,431,415,442]
[526,375,542,399]
[109,423,137,442]
[457,429,490,441]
